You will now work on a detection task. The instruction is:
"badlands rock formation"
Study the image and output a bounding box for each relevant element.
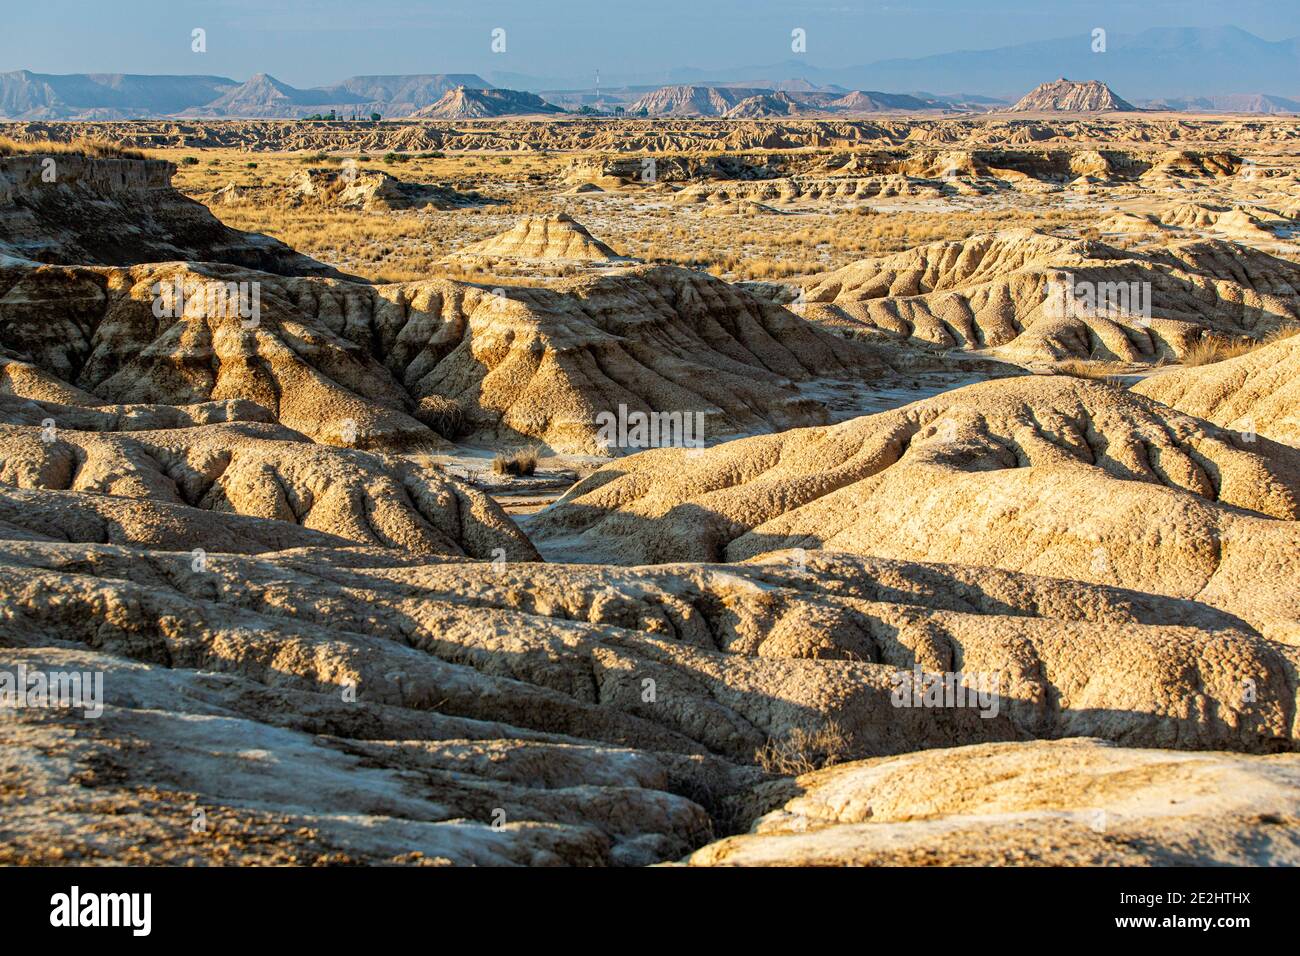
[410,87,563,119]
[444,214,626,263]
[674,175,945,204]
[528,375,1300,641]
[0,256,885,454]
[800,230,1300,363]
[1133,333,1300,446]
[0,416,536,559]
[0,154,340,275]
[629,86,772,118]
[284,167,474,211]
[5,539,1300,864]
[7,117,1297,154]
[688,739,1300,866]
[1010,79,1137,113]
[4,130,1300,867]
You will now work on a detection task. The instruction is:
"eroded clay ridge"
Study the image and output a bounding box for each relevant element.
[687,739,1300,866]
[3,541,1299,864]
[528,375,1300,642]
[444,214,628,263]
[0,257,886,453]
[0,408,536,559]
[1134,333,1300,446]
[799,229,1300,364]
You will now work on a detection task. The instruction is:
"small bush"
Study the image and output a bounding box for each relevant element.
[754,722,855,777]
[414,395,465,440]
[1052,359,1128,383]
[491,446,541,477]
[180,155,199,165]
[245,162,258,169]
[1183,334,1255,366]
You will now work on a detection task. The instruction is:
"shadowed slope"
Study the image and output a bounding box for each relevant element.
[528,376,1300,640]
[0,258,888,453]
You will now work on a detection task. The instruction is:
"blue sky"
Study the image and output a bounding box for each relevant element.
[2,0,1298,87]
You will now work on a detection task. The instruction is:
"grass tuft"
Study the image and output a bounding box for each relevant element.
[492,446,541,477]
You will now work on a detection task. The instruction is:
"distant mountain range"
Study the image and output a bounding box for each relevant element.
[1138,93,1300,114]
[0,70,496,119]
[627,85,963,117]
[1,26,1297,120]
[501,26,1300,103]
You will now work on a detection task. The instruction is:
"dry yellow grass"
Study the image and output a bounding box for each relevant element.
[492,446,541,476]
[754,722,855,776]
[0,134,144,159]
[1183,334,1261,366]
[1051,359,1131,383]
[1262,323,1300,345]
[159,147,1095,284]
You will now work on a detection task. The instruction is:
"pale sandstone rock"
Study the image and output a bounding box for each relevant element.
[799,229,1300,363]
[1133,333,1300,447]
[0,155,342,276]
[0,421,537,559]
[0,258,886,453]
[529,375,1300,641]
[687,739,1300,866]
[1010,79,1137,113]
[443,214,626,263]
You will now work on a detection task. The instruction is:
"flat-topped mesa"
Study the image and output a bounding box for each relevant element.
[1010,78,1137,113]
[0,151,345,276]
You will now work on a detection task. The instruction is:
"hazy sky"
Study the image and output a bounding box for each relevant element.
[3,0,1298,86]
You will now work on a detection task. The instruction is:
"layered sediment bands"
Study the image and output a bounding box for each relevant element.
[0,155,343,276]
[799,230,1300,363]
[1010,79,1137,113]
[0,258,887,453]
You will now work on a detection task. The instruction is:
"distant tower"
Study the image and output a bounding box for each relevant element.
[595,69,600,107]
